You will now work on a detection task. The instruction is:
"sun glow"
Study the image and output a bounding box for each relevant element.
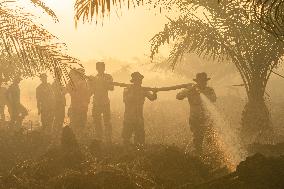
[18,0,168,62]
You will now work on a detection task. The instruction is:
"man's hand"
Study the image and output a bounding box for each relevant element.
[192,85,201,94]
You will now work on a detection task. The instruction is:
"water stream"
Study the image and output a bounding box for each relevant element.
[200,94,247,171]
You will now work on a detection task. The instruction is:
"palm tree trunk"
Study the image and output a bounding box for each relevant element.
[241,83,273,144]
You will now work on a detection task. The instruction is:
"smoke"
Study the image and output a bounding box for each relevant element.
[200,94,247,171]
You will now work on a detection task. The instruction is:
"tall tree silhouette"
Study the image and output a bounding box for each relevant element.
[150,0,284,143]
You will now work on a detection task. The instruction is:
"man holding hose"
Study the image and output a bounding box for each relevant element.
[176,72,216,154]
[122,72,158,146]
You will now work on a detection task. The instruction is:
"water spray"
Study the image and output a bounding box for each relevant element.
[200,94,247,171]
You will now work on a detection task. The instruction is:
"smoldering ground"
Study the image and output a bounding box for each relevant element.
[1,59,284,189]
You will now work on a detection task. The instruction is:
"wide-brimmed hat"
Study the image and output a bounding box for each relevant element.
[130,72,144,83]
[193,72,211,82]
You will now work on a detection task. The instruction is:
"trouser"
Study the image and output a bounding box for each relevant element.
[53,105,65,132]
[8,104,28,127]
[69,107,88,132]
[41,109,54,132]
[122,118,145,145]
[189,117,207,154]
[92,103,112,142]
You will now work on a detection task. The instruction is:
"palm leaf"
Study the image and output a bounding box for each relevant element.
[29,0,58,22]
[150,0,284,94]
[74,0,145,24]
[0,4,77,83]
[246,0,284,38]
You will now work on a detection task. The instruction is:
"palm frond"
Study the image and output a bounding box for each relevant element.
[74,0,144,24]
[29,0,58,22]
[246,0,284,38]
[151,15,230,68]
[0,4,77,83]
[150,0,284,94]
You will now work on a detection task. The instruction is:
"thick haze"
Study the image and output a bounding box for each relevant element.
[6,0,284,137]
[26,0,168,63]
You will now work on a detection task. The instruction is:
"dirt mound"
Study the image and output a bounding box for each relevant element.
[247,142,284,157]
[190,153,284,189]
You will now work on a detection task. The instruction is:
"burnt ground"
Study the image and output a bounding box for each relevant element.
[0,126,283,189]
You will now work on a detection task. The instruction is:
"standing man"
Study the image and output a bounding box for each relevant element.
[67,68,91,133]
[52,76,66,133]
[0,78,7,123]
[36,73,55,132]
[122,72,157,146]
[7,76,28,127]
[176,72,216,154]
[89,62,114,143]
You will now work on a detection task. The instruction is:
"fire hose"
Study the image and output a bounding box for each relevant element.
[112,82,194,92]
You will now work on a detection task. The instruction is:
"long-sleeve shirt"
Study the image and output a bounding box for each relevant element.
[123,85,157,121]
[176,86,216,120]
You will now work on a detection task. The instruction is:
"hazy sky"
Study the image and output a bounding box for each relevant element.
[27,0,168,62]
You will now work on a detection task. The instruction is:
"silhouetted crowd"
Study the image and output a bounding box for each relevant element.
[0,62,216,154]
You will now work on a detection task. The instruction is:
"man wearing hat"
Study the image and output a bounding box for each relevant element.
[89,62,114,143]
[122,72,157,146]
[36,73,56,132]
[176,72,216,154]
[7,76,28,127]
